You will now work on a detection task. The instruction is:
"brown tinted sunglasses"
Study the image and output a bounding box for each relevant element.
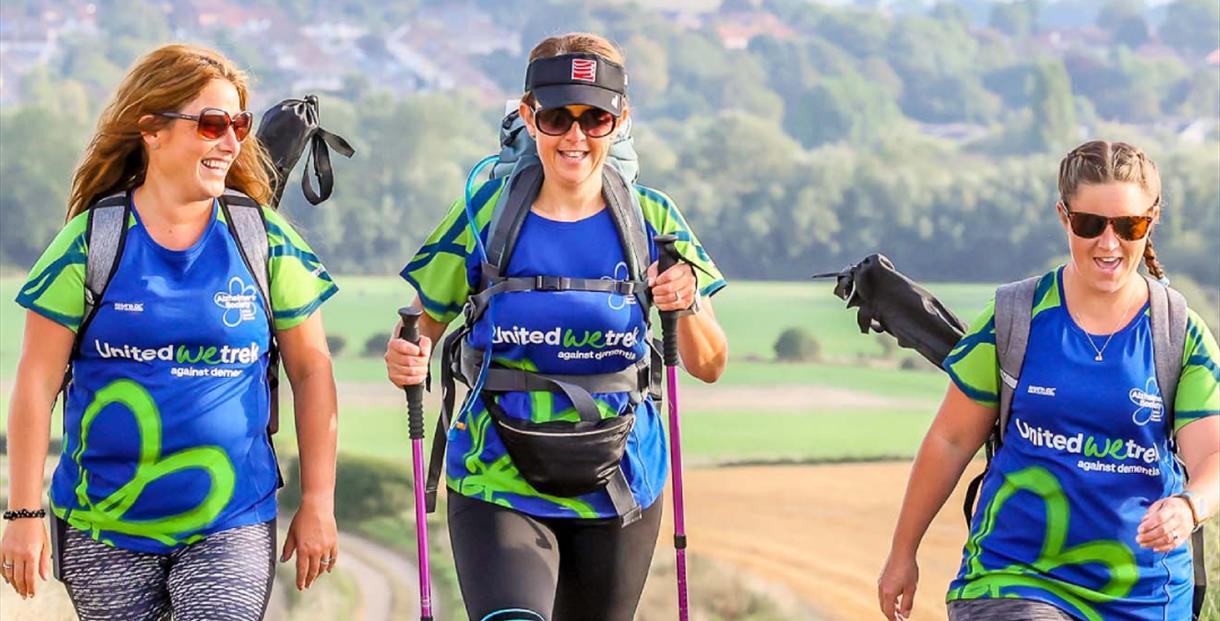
[158,108,253,141]
[1060,203,1154,241]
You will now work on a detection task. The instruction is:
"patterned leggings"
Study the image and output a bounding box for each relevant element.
[54,517,276,621]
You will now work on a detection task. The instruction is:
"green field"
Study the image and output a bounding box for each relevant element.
[0,275,988,463]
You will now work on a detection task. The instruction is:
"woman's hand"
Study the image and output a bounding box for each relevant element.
[1136,496,1195,553]
[280,497,338,591]
[385,321,432,388]
[648,261,698,313]
[0,518,51,599]
[877,550,919,621]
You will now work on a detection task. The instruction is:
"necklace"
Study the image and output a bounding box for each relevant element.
[1071,295,1137,362]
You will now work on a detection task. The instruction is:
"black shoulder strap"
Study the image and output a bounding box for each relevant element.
[485,161,544,282]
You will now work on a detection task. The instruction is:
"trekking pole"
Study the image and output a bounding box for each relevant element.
[397,307,433,621]
[655,234,690,621]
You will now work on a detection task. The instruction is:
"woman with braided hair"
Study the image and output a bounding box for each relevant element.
[877,140,1219,621]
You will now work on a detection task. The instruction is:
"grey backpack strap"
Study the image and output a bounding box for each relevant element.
[602,164,651,308]
[1145,276,1187,427]
[1146,277,1204,618]
[219,190,280,437]
[82,192,131,330]
[964,275,1039,526]
[220,190,272,319]
[993,276,1040,444]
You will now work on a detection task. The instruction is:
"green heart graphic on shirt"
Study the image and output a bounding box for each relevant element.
[956,466,1138,621]
[68,379,236,546]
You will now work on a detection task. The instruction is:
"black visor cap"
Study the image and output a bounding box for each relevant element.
[525,53,627,116]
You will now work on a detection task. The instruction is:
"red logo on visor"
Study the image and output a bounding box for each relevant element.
[571,58,597,82]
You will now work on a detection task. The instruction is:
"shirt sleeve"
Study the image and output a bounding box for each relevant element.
[14,212,90,332]
[1174,309,1220,432]
[263,207,338,331]
[636,186,727,298]
[942,299,1000,408]
[399,179,504,324]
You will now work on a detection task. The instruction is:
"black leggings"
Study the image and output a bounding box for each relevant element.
[447,492,664,621]
[53,517,276,621]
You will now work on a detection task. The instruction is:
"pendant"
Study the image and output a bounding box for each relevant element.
[1095,353,1104,362]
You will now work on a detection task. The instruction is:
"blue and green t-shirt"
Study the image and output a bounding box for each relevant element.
[944,267,1219,621]
[401,179,725,519]
[17,197,337,553]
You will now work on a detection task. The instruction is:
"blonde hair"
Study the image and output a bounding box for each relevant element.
[66,44,273,221]
[522,33,626,107]
[1057,140,1165,279]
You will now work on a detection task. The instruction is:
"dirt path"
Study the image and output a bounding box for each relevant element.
[662,461,984,621]
[0,530,420,621]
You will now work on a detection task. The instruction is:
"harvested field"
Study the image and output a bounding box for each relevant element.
[662,461,984,621]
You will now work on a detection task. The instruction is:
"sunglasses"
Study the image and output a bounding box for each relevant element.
[1061,204,1154,241]
[158,108,253,141]
[533,106,617,138]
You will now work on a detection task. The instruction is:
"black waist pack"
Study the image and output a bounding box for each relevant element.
[485,396,635,498]
[256,94,354,207]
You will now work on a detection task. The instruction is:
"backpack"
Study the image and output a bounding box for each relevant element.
[962,274,1206,620]
[73,189,282,431]
[256,94,354,207]
[421,107,660,525]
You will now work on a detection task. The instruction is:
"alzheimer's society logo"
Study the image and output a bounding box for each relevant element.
[214,277,258,328]
[602,262,637,311]
[1129,378,1164,426]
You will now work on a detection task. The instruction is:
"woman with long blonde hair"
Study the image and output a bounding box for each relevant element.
[1,44,340,619]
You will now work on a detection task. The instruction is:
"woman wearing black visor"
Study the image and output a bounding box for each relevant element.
[385,33,728,620]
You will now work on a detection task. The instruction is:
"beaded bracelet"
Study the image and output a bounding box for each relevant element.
[2,508,46,521]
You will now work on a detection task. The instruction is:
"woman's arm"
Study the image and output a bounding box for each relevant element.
[1,311,74,597]
[1136,416,1220,552]
[649,263,728,383]
[878,383,997,621]
[1177,417,1220,521]
[276,310,338,590]
[676,300,728,383]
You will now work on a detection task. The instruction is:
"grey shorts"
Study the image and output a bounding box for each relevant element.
[948,598,1081,621]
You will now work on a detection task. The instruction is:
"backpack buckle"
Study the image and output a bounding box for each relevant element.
[534,275,567,291]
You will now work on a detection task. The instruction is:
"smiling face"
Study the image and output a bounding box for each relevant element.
[1059,181,1158,295]
[142,78,243,202]
[521,103,625,191]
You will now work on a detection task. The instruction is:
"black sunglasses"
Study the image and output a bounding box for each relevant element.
[1060,203,1154,241]
[158,107,253,141]
[533,106,617,138]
